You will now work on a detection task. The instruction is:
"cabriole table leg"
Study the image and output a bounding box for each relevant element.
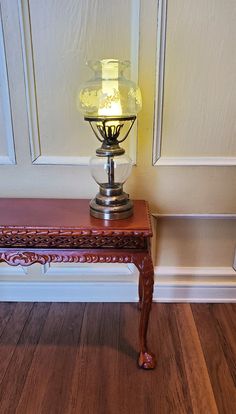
[135,254,156,369]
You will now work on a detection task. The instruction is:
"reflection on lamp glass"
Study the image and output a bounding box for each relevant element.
[78,59,142,220]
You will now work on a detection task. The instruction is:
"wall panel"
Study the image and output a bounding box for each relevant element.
[153,0,236,165]
[18,0,140,165]
[0,7,16,164]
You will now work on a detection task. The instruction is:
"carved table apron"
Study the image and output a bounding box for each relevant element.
[0,198,156,369]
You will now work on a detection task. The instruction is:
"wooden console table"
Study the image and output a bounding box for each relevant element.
[0,198,156,369]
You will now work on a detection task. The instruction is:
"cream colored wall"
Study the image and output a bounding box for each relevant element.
[155,218,236,267]
[0,0,235,290]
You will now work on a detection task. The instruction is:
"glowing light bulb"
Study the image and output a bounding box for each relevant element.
[98,60,122,126]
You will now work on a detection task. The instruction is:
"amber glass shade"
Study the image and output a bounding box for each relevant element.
[78,59,142,118]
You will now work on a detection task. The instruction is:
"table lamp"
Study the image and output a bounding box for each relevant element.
[78,59,142,220]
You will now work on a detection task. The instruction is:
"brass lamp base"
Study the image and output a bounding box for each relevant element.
[90,184,133,220]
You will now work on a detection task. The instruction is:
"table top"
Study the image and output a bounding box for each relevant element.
[0,199,152,237]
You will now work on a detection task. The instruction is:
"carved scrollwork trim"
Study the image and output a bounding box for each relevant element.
[0,227,151,237]
[0,251,137,267]
[0,233,146,249]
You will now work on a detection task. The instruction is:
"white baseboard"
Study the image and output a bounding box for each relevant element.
[0,265,235,302]
[154,266,236,302]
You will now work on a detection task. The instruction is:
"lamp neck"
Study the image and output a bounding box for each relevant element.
[96,143,125,157]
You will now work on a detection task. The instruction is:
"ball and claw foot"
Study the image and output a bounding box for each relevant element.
[138,351,156,370]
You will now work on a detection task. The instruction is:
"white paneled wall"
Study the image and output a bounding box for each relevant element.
[0,0,235,301]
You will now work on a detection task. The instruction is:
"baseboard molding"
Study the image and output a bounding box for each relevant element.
[155,265,236,278]
[0,266,235,302]
[154,266,236,302]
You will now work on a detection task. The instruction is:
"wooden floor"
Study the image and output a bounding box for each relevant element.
[0,303,235,414]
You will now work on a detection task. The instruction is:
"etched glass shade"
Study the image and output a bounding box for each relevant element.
[78,59,142,118]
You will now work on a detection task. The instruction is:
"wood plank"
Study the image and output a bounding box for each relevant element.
[16,303,85,414]
[150,304,193,413]
[175,304,218,414]
[192,304,236,414]
[0,302,34,384]
[210,304,236,385]
[41,302,86,414]
[71,303,121,414]
[0,302,16,335]
[117,303,146,414]
[0,302,50,413]
[155,304,194,413]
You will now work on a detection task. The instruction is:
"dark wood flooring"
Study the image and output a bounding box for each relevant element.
[0,303,235,414]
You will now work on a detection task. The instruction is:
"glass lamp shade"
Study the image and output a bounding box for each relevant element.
[78,59,142,118]
[89,154,132,186]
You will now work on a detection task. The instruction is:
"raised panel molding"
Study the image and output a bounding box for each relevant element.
[153,213,236,219]
[0,7,16,165]
[153,0,236,167]
[154,157,236,166]
[152,0,167,166]
[18,0,140,166]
